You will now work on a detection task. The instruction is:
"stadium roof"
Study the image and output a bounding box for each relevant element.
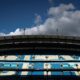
[0,35,80,55]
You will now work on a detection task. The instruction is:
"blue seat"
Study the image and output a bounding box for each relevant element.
[3,63,11,68]
[32,63,44,75]
[15,55,25,75]
[51,63,62,75]
[52,72,62,75]
[10,64,18,68]
[0,63,3,67]
[51,63,61,69]
[63,71,70,75]
[62,64,69,68]
[27,55,44,75]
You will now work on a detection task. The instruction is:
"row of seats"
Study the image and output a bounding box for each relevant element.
[0,55,79,76]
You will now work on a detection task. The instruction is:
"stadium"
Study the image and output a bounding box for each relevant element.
[0,35,80,80]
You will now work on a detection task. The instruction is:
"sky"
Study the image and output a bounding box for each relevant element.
[0,0,80,36]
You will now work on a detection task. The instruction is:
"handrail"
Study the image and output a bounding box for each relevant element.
[0,60,80,62]
[0,68,80,71]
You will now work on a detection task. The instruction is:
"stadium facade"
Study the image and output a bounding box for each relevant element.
[0,35,80,80]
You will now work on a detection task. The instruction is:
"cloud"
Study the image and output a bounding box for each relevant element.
[34,14,42,26]
[48,4,75,18]
[0,3,80,36]
[0,33,6,36]
[9,28,24,35]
